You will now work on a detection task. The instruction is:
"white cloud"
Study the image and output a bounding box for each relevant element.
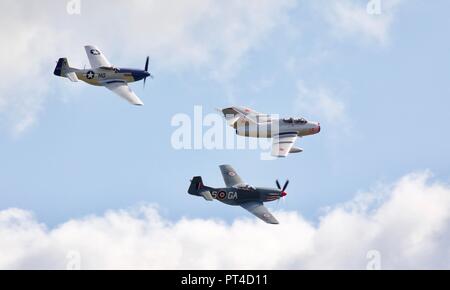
[322,0,403,45]
[294,80,347,126]
[0,171,449,269]
[0,0,295,135]
[0,1,61,135]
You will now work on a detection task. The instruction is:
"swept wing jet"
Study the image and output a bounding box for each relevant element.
[219,106,321,157]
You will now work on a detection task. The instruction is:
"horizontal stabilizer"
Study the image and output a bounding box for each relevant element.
[66,72,79,82]
[199,190,214,201]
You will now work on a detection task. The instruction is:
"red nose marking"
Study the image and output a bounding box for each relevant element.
[311,123,320,134]
[281,191,287,197]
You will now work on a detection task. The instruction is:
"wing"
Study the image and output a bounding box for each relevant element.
[104,82,144,106]
[219,164,244,187]
[84,45,112,69]
[241,201,279,224]
[271,132,298,158]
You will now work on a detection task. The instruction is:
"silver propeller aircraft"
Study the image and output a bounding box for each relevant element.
[188,164,289,224]
[219,106,321,157]
[54,45,152,106]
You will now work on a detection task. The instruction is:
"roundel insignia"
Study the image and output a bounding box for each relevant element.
[218,191,226,200]
[228,172,236,177]
[90,49,100,55]
[86,70,95,79]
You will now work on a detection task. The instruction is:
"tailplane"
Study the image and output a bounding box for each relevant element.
[188,176,214,201]
[188,176,204,195]
[54,58,78,82]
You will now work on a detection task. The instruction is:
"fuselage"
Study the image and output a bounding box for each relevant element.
[234,117,320,138]
[199,186,285,206]
[73,67,150,86]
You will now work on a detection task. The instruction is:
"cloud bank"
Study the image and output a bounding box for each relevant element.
[0,171,449,269]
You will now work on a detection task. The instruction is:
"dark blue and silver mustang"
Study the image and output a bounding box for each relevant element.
[54,45,152,105]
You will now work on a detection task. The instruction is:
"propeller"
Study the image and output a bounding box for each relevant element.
[276,179,289,196]
[143,56,153,88]
[145,56,149,72]
[275,179,289,209]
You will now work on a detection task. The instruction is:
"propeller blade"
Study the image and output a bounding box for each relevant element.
[276,180,281,190]
[143,77,147,88]
[282,179,289,192]
[145,56,149,72]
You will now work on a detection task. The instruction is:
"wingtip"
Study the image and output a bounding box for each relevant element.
[272,155,287,158]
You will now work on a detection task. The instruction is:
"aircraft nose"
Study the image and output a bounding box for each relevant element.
[281,191,287,197]
[308,122,321,134]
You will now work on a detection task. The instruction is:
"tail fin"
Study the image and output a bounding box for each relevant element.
[188,176,204,195]
[54,58,70,77]
[54,58,78,82]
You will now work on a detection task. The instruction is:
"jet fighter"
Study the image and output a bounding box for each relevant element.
[219,106,321,157]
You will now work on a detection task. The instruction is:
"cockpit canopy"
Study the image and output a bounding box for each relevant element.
[282,117,307,124]
[99,66,120,72]
[233,183,256,190]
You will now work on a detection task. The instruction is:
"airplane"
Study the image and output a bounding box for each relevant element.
[219,106,321,157]
[53,45,152,106]
[188,164,289,224]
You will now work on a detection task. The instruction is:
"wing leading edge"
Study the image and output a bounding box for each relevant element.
[84,45,112,69]
[219,164,244,187]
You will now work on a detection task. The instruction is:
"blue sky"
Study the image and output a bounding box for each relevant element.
[0,0,449,230]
